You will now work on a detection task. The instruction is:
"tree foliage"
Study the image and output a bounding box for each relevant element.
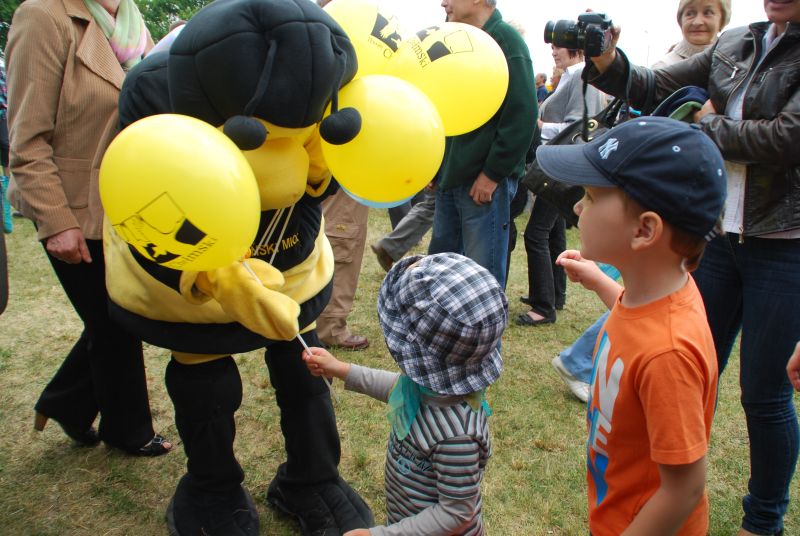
[1,0,22,52]
[0,0,212,51]
[137,0,211,41]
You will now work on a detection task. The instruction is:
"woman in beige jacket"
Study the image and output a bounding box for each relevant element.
[6,0,170,455]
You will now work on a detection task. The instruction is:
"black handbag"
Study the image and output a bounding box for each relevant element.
[520,97,624,227]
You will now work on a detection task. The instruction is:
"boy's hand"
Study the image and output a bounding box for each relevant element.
[344,530,371,536]
[787,341,800,391]
[302,346,351,381]
[556,250,604,289]
[557,250,623,310]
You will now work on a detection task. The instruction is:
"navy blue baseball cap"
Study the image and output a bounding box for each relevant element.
[535,117,727,241]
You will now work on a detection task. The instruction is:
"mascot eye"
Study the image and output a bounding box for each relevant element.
[223,116,268,150]
[319,107,361,145]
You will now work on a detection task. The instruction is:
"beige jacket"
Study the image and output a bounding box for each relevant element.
[6,0,151,240]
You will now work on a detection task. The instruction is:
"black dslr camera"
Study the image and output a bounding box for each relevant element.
[543,13,613,57]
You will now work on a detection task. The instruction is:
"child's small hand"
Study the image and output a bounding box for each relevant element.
[787,341,800,391]
[557,249,622,309]
[343,530,371,536]
[556,250,604,289]
[302,346,350,381]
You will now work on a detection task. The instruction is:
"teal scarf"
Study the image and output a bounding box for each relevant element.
[387,375,491,441]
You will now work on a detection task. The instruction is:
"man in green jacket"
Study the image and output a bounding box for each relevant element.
[429,0,537,289]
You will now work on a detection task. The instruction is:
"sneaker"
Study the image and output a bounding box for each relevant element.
[551,355,590,403]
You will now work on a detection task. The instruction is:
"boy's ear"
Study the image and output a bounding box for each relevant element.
[630,211,664,251]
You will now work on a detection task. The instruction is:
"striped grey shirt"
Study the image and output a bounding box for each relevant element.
[345,364,491,536]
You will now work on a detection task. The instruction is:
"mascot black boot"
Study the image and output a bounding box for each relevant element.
[164,356,258,536]
[264,335,374,535]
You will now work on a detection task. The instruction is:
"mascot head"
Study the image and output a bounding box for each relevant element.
[169,0,361,150]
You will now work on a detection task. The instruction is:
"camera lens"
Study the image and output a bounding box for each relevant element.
[543,20,581,51]
[543,21,556,43]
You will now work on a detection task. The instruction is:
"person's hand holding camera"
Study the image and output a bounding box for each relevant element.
[580,9,621,74]
[590,24,621,74]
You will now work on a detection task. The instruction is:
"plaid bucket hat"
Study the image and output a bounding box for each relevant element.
[377,253,508,396]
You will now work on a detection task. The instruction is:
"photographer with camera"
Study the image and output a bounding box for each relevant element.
[517,42,606,327]
[583,2,800,535]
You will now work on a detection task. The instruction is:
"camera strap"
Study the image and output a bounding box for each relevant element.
[578,47,645,142]
[580,59,593,142]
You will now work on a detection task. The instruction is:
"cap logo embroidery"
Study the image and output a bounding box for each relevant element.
[598,138,619,160]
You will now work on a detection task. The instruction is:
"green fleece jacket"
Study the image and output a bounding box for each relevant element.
[438,9,537,190]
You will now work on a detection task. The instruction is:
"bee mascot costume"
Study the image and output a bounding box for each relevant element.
[102,0,373,533]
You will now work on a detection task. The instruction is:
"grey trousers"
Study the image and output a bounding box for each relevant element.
[376,191,435,261]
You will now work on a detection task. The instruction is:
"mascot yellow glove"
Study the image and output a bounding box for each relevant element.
[193,259,301,341]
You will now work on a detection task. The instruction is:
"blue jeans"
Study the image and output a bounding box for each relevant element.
[694,234,800,535]
[560,311,610,384]
[428,177,516,289]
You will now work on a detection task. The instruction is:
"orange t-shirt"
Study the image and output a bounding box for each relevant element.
[587,276,718,536]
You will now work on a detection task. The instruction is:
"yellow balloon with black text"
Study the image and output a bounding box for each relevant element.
[323,0,403,77]
[99,114,260,272]
[389,22,509,136]
[320,75,445,205]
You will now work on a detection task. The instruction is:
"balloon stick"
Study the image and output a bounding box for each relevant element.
[241,260,339,403]
[296,333,339,403]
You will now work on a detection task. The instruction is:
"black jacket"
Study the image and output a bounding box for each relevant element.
[588,22,800,236]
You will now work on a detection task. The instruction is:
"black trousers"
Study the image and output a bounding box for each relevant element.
[35,239,154,450]
[165,330,340,493]
[523,197,567,316]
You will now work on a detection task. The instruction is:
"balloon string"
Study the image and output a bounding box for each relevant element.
[296,332,339,403]
[269,204,295,266]
[239,261,338,404]
[241,259,260,281]
[256,207,283,252]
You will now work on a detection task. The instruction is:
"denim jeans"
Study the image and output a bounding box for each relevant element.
[523,196,566,316]
[560,311,610,384]
[428,177,516,289]
[693,234,800,535]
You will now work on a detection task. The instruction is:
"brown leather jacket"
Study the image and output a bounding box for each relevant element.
[588,22,800,236]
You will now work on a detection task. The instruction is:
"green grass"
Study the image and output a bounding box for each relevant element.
[0,208,797,535]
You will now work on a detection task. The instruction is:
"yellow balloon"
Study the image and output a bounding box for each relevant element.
[320,75,445,204]
[324,0,403,78]
[389,22,510,136]
[100,114,260,272]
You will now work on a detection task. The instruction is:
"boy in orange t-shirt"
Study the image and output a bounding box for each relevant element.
[536,117,726,535]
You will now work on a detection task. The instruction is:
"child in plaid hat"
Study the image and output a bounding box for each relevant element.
[303,252,508,536]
